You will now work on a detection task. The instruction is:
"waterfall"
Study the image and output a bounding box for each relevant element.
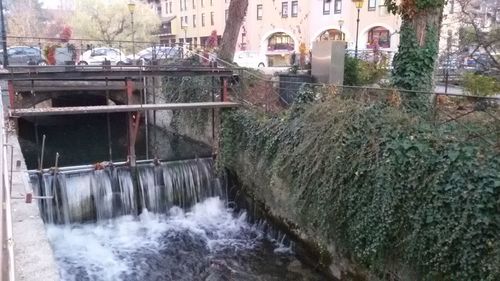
[30,158,224,224]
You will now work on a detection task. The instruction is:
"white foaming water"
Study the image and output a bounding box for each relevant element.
[47,197,263,281]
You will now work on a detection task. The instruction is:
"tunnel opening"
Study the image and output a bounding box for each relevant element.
[17,93,133,169]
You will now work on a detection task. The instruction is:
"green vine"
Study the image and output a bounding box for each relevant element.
[163,77,215,135]
[391,23,439,92]
[220,95,500,280]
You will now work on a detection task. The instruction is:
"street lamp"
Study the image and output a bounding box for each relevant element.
[0,0,8,67]
[352,0,363,59]
[128,2,136,60]
[338,19,345,41]
[181,24,188,48]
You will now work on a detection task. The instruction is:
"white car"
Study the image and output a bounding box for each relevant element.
[233,51,267,68]
[78,47,128,66]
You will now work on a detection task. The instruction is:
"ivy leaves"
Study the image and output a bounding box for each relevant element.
[392,23,438,93]
[220,98,500,280]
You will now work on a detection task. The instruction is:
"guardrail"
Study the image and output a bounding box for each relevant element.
[0,84,15,281]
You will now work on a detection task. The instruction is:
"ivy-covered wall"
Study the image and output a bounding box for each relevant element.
[147,76,218,147]
[219,97,500,280]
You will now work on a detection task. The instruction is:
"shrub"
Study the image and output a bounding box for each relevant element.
[344,55,388,86]
[463,73,499,96]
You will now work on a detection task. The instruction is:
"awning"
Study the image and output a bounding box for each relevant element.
[161,16,176,23]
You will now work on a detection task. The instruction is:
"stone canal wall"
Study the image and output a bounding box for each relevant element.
[7,132,58,281]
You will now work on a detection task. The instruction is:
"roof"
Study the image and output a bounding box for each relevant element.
[161,15,176,23]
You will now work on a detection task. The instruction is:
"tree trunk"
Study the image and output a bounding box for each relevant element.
[392,7,444,93]
[218,0,249,63]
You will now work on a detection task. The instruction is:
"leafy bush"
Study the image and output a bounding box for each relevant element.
[220,95,500,280]
[344,55,361,86]
[463,73,499,96]
[344,55,388,86]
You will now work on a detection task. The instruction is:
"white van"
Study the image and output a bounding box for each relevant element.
[233,51,267,68]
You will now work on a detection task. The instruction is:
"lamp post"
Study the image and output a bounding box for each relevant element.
[352,0,364,59]
[445,30,452,94]
[0,0,8,67]
[128,2,136,60]
[181,24,187,48]
[338,19,345,41]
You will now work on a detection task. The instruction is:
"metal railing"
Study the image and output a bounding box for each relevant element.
[0,84,15,281]
[1,36,216,68]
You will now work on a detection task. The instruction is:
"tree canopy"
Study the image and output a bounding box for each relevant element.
[5,0,48,38]
[70,0,160,47]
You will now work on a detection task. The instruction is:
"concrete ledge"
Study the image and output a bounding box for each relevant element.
[8,133,58,281]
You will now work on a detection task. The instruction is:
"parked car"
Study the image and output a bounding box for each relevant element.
[0,46,47,66]
[233,51,267,68]
[78,47,128,66]
[128,46,183,65]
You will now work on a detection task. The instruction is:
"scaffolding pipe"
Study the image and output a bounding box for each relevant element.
[54,152,59,170]
[105,78,113,162]
[143,76,149,160]
[39,134,46,170]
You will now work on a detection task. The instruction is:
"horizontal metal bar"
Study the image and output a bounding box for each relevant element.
[0,67,233,81]
[10,102,239,117]
[28,157,213,174]
[11,196,54,200]
[13,85,145,92]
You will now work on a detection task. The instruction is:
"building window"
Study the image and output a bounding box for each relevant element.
[257,4,263,20]
[367,26,390,48]
[162,22,172,34]
[449,0,454,14]
[193,14,196,27]
[201,0,204,8]
[169,2,172,13]
[210,0,213,6]
[334,0,341,14]
[323,0,330,15]
[282,2,288,18]
[291,1,298,17]
[184,0,187,10]
[225,9,228,21]
[202,13,205,26]
[368,0,376,11]
[179,0,182,11]
[192,0,195,9]
[210,11,214,25]
[268,32,294,51]
[185,15,188,25]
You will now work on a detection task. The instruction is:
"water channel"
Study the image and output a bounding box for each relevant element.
[21,112,328,281]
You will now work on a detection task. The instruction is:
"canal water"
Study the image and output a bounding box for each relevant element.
[30,159,327,281]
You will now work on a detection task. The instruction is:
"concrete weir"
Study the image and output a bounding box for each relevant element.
[7,132,58,281]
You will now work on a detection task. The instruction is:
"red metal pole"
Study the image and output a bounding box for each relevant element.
[126,79,137,166]
[222,78,228,102]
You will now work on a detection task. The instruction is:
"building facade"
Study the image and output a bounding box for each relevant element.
[151,0,401,65]
[155,0,230,47]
